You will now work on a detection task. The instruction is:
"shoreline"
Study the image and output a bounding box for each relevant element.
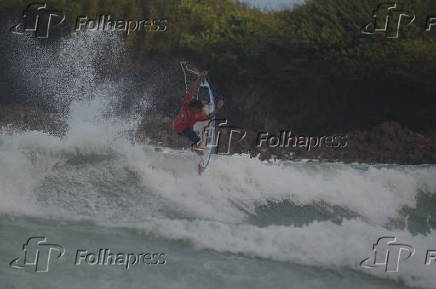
[1,104,435,165]
[136,115,436,165]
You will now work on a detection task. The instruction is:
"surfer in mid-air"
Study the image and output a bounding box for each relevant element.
[173,71,223,155]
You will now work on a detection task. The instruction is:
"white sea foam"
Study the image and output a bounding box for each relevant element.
[2,29,436,289]
[124,217,436,289]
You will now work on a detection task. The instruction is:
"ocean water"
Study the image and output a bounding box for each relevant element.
[1,96,436,289]
[1,32,436,289]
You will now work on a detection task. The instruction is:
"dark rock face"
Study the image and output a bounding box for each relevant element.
[343,122,436,164]
[1,105,434,164]
[137,116,436,164]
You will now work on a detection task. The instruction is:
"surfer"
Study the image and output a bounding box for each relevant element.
[173,71,223,155]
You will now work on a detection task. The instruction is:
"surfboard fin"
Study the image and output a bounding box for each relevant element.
[198,163,205,175]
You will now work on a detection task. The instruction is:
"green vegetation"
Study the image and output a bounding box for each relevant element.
[1,0,435,134]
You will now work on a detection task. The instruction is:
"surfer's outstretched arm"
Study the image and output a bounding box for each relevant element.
[189,71,208,95]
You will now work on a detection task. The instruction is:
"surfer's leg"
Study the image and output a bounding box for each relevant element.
[178,129,203,155]
[178,128,200,144]
[187,130,204,156]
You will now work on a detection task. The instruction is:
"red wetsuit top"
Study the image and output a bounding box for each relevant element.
[173,93,207,133]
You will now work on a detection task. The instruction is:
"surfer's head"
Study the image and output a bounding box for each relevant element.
[189,100,204,113]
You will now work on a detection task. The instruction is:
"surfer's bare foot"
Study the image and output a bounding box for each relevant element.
[191,144,204,156]
[192,148,204,156]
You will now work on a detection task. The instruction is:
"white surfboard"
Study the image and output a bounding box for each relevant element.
[194,80,216,175]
